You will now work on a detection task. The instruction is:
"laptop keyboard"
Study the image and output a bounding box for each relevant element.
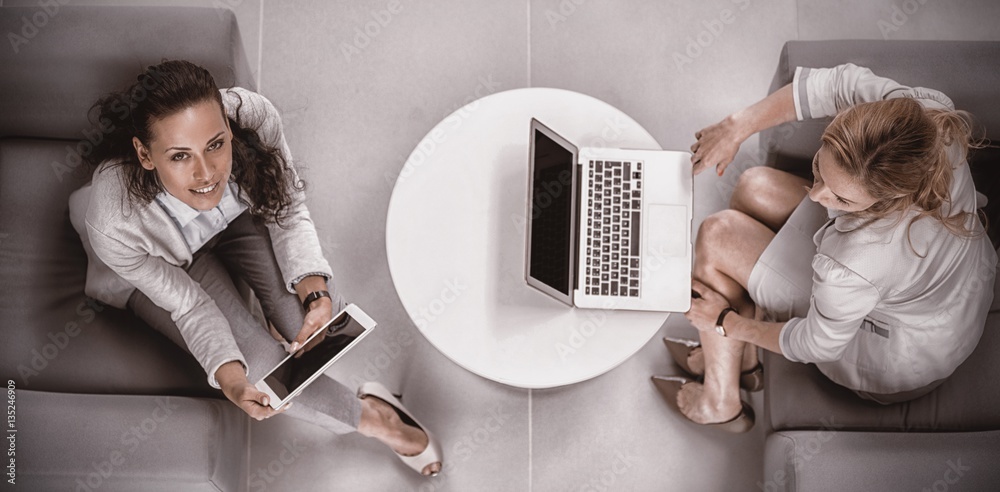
[584,160,642,298]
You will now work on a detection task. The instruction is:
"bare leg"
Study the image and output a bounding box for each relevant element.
[686,166,811,374]
[679,167,811,423]
[678,210,775,423]
[730,166,811,232]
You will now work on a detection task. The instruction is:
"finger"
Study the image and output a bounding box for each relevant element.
[716,161,727,176]
[691,279,708,294]
[695,130,703,139]
[690,141,700,153]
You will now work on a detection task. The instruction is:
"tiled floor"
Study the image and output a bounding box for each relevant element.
[10,0,993,489]
[248,1,998,491]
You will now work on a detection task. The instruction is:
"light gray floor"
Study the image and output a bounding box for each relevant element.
[14,0,987,489]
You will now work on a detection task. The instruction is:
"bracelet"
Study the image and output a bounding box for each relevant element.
[302,290,331,312]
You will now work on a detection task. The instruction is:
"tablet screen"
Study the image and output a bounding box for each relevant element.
[261,312,366,400]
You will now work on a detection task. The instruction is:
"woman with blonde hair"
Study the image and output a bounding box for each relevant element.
[652,63,997,432]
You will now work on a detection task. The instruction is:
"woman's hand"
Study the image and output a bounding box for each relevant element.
[684,280,732,333]
[216,361,290,421]
[690,114,750,176]
[290,296,333,358]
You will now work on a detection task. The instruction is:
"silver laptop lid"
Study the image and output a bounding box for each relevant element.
[525,119,580,306]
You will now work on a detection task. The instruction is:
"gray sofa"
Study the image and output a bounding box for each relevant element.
[0,6,257,490]
[759,40,1000,491]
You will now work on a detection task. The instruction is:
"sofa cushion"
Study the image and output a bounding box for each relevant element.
[763,430,1000,492]
[0,138,214,396]
[17,389,248,491]
[766,304,1000,432]
[0,5,255,140]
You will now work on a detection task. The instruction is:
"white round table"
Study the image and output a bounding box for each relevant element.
[386,88,670,388]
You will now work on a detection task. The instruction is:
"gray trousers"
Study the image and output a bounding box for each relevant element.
[127,210,362,433]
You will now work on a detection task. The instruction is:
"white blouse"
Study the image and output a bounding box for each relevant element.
[778,63,998,394]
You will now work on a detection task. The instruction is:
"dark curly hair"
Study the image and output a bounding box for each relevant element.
[85,59,302,227]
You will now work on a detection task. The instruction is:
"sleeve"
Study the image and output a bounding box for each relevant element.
[792,63,955,121]
[779,254,881,363]
[225,87,335,293]
[86,221,248,388]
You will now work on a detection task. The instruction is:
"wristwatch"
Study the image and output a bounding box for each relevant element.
[715,307,737,337]
[302,290,331,312]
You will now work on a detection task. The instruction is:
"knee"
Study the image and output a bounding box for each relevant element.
[730,166,778,212]
[696,209,745,252]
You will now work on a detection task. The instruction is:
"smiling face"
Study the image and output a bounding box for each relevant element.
[132,99,232,211]
[807,146,878,213]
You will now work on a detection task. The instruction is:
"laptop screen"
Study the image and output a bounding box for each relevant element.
[529,128,574,296]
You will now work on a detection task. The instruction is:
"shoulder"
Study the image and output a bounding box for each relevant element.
[220,87,283,142]
[85,160,142,230]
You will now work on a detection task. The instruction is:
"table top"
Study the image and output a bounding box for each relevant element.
[385,88,671,388]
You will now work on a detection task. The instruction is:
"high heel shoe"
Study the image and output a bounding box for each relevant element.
[650,375,755,433]
[662,336,765,392]
[357,382,443,476]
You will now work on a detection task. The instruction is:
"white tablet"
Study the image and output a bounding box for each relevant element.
[255,303,376,410]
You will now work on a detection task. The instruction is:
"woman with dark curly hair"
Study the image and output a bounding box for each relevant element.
[68,60,442,476]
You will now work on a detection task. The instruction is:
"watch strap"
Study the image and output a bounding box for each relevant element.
[715,307,737,337]
[302,290,331,312]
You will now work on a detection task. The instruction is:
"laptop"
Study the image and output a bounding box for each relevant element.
[525,119,693,312]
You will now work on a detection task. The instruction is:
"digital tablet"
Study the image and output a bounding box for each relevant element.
[255,303,376,410]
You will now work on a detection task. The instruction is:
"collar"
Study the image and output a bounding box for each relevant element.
[155,180,236,227]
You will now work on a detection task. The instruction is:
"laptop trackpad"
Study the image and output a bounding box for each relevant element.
[645,204,687,258]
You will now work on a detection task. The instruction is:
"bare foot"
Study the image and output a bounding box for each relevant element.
[675,380,742,425]
[686,346,759,375]
[358,396,442,476]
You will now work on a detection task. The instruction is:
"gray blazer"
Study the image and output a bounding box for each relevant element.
[69,88,334,388]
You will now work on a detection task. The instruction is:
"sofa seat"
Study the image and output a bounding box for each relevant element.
[17,389,248,491]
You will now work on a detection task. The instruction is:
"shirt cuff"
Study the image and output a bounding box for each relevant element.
[792,66,810,121]
[778,318,803,363]
[288,271,332,293]
[207,357,248,389]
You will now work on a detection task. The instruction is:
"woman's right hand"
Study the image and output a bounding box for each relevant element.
[216,361,290,421]
[690,114,749,176]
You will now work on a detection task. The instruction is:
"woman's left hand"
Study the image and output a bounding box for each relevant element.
[290,297,333,358]
[684,280,732,333]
